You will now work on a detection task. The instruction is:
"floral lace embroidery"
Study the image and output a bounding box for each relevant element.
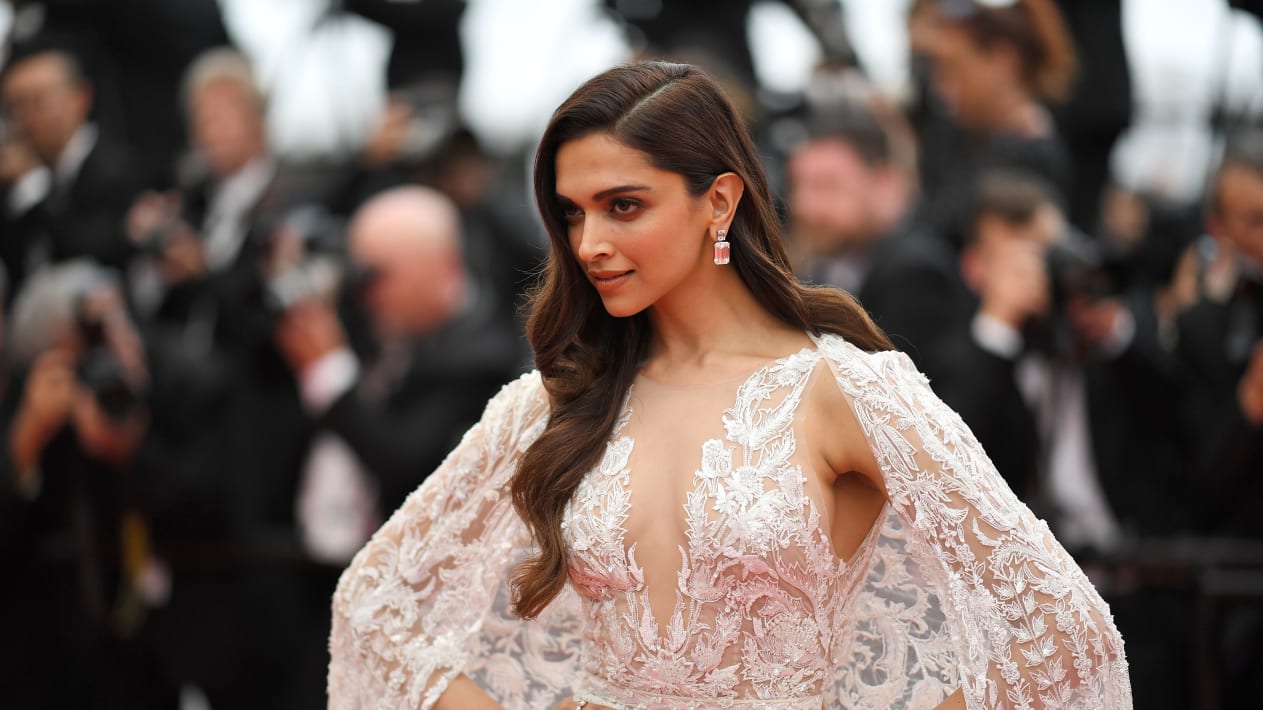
[816,335,1131,709]
[562,349,881,706]
[327,337,1133,710]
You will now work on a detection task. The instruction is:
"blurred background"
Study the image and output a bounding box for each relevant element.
[0,0,1260,708]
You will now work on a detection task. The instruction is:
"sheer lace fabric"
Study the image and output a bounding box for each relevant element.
[564,347,880,708]
[328,334,1131,709]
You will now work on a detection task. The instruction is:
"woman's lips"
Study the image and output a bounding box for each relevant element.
[589,270,632,292]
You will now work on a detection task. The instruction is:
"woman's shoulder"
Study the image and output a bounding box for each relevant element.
[492,369,546,404]
[812,333,942,416]
[479,370,550,448]
[813,332,919,380]
[813,333,963,439]
[488,369,548,415]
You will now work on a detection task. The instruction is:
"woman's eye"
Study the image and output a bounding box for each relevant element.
[562,205,583,222]
[610,199,639,216]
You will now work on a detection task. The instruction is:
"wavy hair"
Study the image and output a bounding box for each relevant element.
[945,0,1078,103]
[510,61,892,618]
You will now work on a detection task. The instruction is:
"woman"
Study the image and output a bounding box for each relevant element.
[328,62,1131,709]
[913,0,1077,246]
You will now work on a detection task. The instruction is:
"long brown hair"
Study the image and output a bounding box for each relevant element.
[510,61,893,619]
[944,0,1078,103]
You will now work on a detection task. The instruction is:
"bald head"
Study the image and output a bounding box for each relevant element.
[349,186,461,257]
[349,186,468,339]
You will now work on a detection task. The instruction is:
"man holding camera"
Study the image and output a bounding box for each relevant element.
[125,46,277,327]
[0,42,143,304]
[0,261,238,708]
[935,170,1178,552]
[265,186,520,701]
[1178,133,1263,537]
[274,186,522,561]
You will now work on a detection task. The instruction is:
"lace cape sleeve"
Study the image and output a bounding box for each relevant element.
[328,372,582,709]
[817,336,1132,709]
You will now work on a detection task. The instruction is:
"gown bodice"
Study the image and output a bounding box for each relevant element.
[327,334,1133,710]
[563,347,877,707]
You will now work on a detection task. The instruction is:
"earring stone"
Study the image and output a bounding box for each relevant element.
[714,228,730,265]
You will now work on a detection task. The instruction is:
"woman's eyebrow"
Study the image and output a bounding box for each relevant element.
[592,185,652,201]
[556,185,651,204]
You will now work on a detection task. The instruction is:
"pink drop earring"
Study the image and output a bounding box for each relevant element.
[713,228,730,265]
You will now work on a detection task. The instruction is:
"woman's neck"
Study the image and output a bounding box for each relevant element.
[643,263,809,375]
[985,91,1050,139]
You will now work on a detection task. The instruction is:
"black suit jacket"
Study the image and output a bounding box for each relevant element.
[322,309,525,517]
[148,167,281,327]
[601,0,857,85]
[0,372,143,708]
[134,325,324,710]
[1085,291,1194,535]
[935,322,1044,500]
[854,221,968,386]
[1176,277,1263,535]
[1,135,142,300]
[1050,0,1132,232]
[936,291,1197,531]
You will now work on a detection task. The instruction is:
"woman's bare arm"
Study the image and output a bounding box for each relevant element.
[433,674,502,710]
[934,688,967,709]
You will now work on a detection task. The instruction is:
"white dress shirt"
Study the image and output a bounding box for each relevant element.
[971,313,1122,550]
[7,122,98,216]
[201,156,274,271]
[295,347,381,563]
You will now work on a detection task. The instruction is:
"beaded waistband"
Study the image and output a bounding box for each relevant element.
[575,680,825,710]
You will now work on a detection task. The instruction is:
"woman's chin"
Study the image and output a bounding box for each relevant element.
[599,297,648,319]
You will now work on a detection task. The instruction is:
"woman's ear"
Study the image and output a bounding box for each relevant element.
[708,172,745,230]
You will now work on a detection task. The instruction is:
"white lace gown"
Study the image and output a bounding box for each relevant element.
[327,334,1132,709]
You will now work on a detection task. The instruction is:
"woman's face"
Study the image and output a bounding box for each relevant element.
[555,132,714,318]
[929,24,1009,132]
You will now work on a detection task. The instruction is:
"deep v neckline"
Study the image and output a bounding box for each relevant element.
[603,336,884,563]
[563,338,888,670]
[583,340,884,570]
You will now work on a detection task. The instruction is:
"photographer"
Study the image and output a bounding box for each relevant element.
[7,268,149,488]
[0,258,316,708]
[912,0,1076,245]
[125,46,277,328]
[935,171,1168,552]
[1178,132,1263,537]
[0,41,143,304]
[274,186,522,562]
[261,187,521,703]
[0,262,209,707]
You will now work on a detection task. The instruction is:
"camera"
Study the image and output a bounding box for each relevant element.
[133,218,189,259]
[263,205,347,312]
[267,256,344,311]
[1045,226,1114,308]
[76,347,143,423]
[72,274,145,423]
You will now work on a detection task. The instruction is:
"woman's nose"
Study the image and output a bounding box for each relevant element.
[573,220,612,263]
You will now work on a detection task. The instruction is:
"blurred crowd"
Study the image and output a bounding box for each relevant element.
[0,1,1260,709]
